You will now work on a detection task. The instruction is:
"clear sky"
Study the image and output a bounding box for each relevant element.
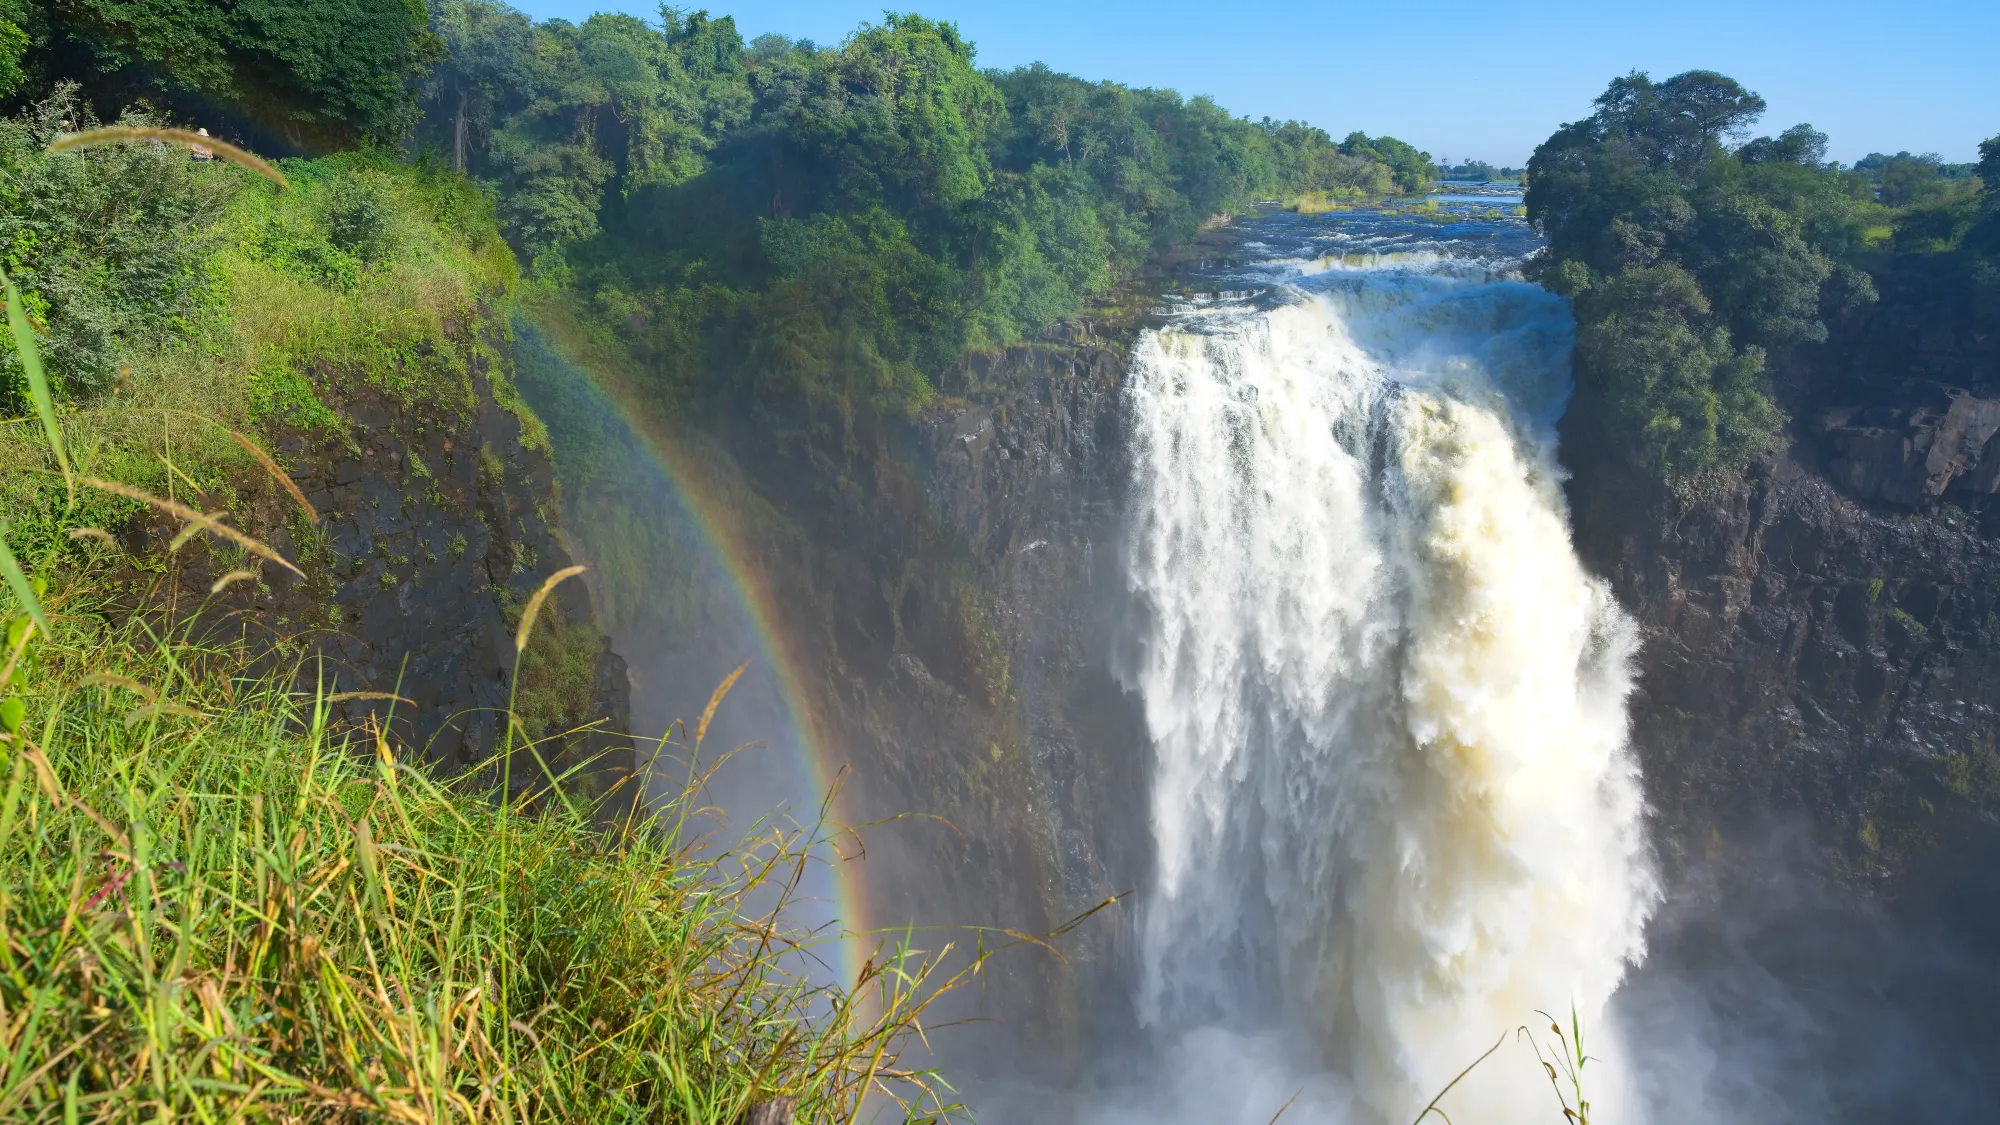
[510,0,1996,168]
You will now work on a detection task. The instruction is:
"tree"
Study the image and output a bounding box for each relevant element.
[0,0,26,98]
[402,5,1406,415]
[1571,263,1777,479]
[424,0,534,172]
[1737,123,1827,167]
[1338,131,1430,193]
[18,0,444,151]
[1526,69,1874,483]
[1586,69,1765,180]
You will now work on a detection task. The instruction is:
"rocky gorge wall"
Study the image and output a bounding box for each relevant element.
[141,312,633,802]
[1563,266,2000,883]
[1562,257,2000,1120]
[670,307,1156,1081]
[708,270,2000,1062]
[728,252,2000,1025]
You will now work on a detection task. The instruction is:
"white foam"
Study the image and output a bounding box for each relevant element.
[1111,270,1657,1124]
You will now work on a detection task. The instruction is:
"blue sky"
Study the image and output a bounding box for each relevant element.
[511,0,1996,167]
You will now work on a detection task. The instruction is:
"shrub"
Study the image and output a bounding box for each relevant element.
[0,87,234,411]
[1566,262,1782,480]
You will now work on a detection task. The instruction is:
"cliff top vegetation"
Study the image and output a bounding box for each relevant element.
[0,113,1029,1119]
[1528,68,1998,484]
[0,86,527,570]
[414,3,1426,416]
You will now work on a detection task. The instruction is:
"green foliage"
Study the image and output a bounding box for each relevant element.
[1529,69,1891,481]
[416,7,1407,416]
[1565,262,1778,479]
[16,0,442,150]
[0,85,232,412]
[420,3,751,264]
[1338,131,1432,193]
[1852,149,1980,208]
[0,0,25,100]
[0,104,524,571]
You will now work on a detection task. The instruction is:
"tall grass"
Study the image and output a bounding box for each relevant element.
[0,587,998,1121]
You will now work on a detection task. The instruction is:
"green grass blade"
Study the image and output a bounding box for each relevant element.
[0,524,51,641]
[0,266,73,504]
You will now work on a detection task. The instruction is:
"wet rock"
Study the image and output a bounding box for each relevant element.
[1817,385,2000,506]
[160,314,633,802]
[1567,429,2000,884]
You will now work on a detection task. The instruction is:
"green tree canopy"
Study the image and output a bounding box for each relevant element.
[10,0,442,150]
[1528,69,1880,482]
[1338,131,1430,193]
[409,6,1407,416]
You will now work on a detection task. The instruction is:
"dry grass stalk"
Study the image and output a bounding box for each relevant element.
[514,565,587,655]
[78,475,303,577]
[48,125,289,189]
[229,430,319,523]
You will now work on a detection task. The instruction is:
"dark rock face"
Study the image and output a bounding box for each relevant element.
[1569,444,2000,873]
[1566,306,2000,1119]
[1565,293,2000,880]
[167,316,632,796]
[1816,386,2000,507]
[717,316,1152,1067]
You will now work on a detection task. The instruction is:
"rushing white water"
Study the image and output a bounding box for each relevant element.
[1115,254,1658,1123]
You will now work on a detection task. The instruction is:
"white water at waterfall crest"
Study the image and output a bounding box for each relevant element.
[1115,252,1658,1123]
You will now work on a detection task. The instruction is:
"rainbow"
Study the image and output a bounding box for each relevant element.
[512,308,873,994]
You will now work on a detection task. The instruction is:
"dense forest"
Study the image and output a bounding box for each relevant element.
[409,3,1430,413]
[1529,69,1999,483]
[0,0,1432,420]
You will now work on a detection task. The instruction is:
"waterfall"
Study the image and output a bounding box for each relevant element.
[1116,265,1657,1123]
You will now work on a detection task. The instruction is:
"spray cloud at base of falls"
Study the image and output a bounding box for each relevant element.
[1112,222,1658,1122]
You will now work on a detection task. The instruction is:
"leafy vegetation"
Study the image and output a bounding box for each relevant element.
[1528,69,1996,483]
[1851,149,1981,208]
[416,3,1423,415]
[1432,157,1523,182]
[1,0,442,151]
[0,85,229,409]
[0,89,530,572]
[0,179,1017,1118]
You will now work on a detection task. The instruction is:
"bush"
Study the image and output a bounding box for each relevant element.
[1566,262,1781,479]
[0,86,234,411]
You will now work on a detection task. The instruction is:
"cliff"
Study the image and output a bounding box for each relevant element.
[1563,257,2000,881]
[112,309,634,803]
[715,309,1155,1071]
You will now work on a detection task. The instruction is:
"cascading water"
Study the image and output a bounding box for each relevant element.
[1110,209,1658,1123]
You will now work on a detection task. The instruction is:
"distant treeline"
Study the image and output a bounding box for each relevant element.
[1528,69,1998,483]
[0,1,1431,414]
[1432,159,1524,182]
